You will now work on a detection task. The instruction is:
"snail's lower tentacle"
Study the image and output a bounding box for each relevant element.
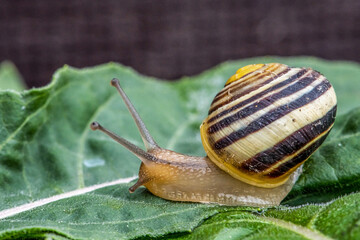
[129,180,144,193]
[90,121,157,165]
[129,166,151,193]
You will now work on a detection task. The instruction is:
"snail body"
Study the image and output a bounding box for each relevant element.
[90,63,337,206]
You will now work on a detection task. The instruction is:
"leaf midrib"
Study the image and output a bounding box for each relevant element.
[262,216,332,240]
[0,177,136,220]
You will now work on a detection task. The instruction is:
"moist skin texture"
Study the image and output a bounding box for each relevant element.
[135,149,301,207]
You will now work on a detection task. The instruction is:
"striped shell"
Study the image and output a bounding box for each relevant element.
[200,63,337,188]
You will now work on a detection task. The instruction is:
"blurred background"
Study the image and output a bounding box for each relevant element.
[0,0,359,88]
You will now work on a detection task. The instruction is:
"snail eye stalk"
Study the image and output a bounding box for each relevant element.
[89,78,160,164]
[90,121,156,165]
[110,78,159,151]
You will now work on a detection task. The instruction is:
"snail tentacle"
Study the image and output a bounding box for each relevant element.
[90,121,157,165]
[111,78,159,150]
[129,176,148,193]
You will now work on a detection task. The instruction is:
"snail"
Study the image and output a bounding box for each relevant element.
[90,63,337,206]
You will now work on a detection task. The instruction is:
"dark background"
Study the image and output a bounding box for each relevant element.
[0,0,359,88]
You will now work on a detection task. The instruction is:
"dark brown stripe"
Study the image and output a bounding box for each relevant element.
[208,69,308,122]
[211,71,262,107]
[209,67,290,115]
[208,71,317,134]
[213,65,270,100]
[211,64,280,107]
[265,131,330,178]
[240,105,336,173]
[212,71,262,103]
[213,80,332,149]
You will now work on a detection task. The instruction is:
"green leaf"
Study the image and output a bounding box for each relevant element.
[170,192,360,240]
[0,61,26,91]
[0,57,359,239]
[1,186,359,239]
[0,182,222,239]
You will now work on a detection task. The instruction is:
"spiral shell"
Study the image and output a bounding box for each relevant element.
[200,63,337,188]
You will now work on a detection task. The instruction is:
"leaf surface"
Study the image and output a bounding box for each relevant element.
[0,57,359,239]
[0,61,26,91]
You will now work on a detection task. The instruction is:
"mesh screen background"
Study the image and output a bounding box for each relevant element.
[0,0,359,87]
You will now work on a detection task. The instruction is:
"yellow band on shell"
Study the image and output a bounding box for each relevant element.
[225,64,264,86]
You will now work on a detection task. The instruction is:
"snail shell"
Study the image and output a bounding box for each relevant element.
[90,63,337,206]
[200,63,337,188]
